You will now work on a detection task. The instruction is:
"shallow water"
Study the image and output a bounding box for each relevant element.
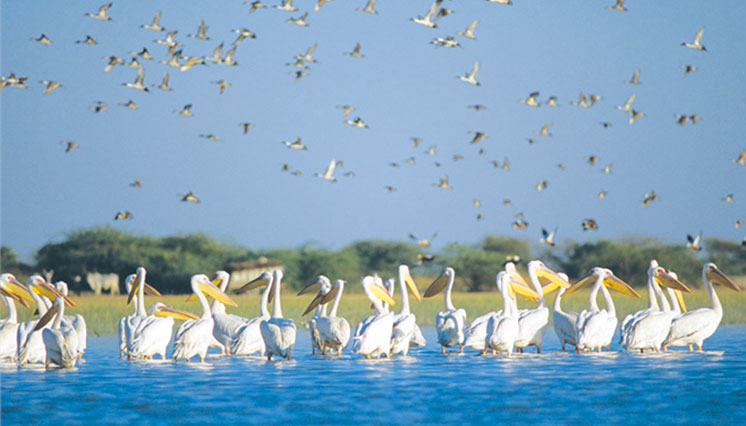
[3,326,746,424]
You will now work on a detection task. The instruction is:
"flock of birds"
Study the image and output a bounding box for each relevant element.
[0,258,740,367]
[4,1,744,252]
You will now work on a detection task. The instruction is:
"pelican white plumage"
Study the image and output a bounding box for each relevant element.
[0,273,33,362]
[173,274,238,362]
[390,265,424,356]
[124,267,164,359]
[620,261,692,351]
[485,272,520,356]
[552,274,577,351]
[663,263,741,351]
[18,275,73,366]
[54,281,87,359]
[565,267,640,352]
[231,272,275,356]
[35,297,78,368]
[301,278,351,355]
[259,270,296,361]
[514,261,570,353]
[208,271,248,355]
[298,275,332,354]
[351,275,396,359]
[119,274,137,356]
[424,267,466,353]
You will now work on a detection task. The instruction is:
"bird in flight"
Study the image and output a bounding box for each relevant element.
[733,149,746,166]
[287,12,309,27]
[458,60,480,86]
[141,10,164,31]
[433,175,453,190]
[357,0,378,14]
[76,35,98,45]
[625,69,641,85]
[188,20,210,40]
[409,232,437,247]
[540,228,557,247]
[211,80,231,94]
[119,100,138,109]
[682,27,706,51]
[410,0,441,28]
[535,122,552,137]
[30,34,53,45]
[129,177,142,188]
[344,42,364,58]
[681,65,698,75]
[61,141,79,153]
[345,117,369,128]
[686,232,703,251]
[456,20,479,40]
[199,134,220,141]
[40,80,62,95]
[152,72,172,91]
[336,105,355,117]
[283,137,307,150]
[275,0,297,11]
[642,190,659,207]
[606,0,626,11]
[314,159,338,182]
[582,219,598,231]
[519,91,540,107]
[173,104,193,117]
[114,211,133,220]
[468,130,487,144]
[178,192,200,203]
[85,3,113,21]
[122,68,148,92]
[240,123,255,134]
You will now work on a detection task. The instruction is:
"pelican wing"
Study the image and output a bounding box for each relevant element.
[212,313,248,348]
[463,312,495,349]
[435,308,466,347]
[230,316,266,355]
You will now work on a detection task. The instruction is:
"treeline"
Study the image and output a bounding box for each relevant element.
[2,227,744,294]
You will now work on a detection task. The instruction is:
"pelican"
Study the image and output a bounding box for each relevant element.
[0,273,33,362]
[173,274,238,362]
[390,265,424,356]
[552,274,577,351]
[131,302,198,360]
[458,60,480,86]
[124,267,163,359]
[664,263,741,351]
[623,267,691,353]
[205,271,247,355]
[55,281,87,359]
[18,275,73,365]
[463,263,538,354]
[298,275,332,354]
[35,297,78,368]
[351,275,396,359]
[485,272,521,356]
[302,278,351,355]
[118,274,136,356]
[424,267,466,353]
[564,268,640,352]
[259,270,296,361]
[231,271,275,357]
[514,261,570,353]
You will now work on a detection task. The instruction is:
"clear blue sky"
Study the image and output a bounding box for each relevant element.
[2,0,745,261]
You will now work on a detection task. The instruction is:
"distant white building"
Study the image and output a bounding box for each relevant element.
[227,257,283,291]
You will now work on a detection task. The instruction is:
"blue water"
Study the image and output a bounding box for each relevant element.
[3,326,746,425]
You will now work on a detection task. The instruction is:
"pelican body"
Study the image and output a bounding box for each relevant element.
[18,275,71,365]
[552,286,577,351]
[390,265,423,356]
[173,274,238,362]
[55,281,87,359]
[0,273,32,362]
[209,271,248,355]
[37,297,79,368]
[485,272,520,355]
[259,270,296,361]
[424,267,466,353]
[298,275,332,354]
[315,280,351,355]
[351,275,396,359]
[664,263,741,351]
[231,272,274,357]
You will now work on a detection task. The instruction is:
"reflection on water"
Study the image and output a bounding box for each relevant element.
[3,326,746,424]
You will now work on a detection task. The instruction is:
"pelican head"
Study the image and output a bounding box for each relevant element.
[235,271,272,294]
[398,264,422,302]
[704,263,741,292]
[528,260,571,293]
[190,274,238,307]
[301,276,334,315]
[0,273,33,307]
[424,266,455,298]
[147,302,200,320]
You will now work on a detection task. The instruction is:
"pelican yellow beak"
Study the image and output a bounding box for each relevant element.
[154,306,200,321]
[506,270,538,302]
[297,278,322,296]
[34,283,76,308]
[404,270,422,302]
[302,291,326,316]
[370,282,395,306]
[424,272,448,298]
[144,283,162,297]
[564,273,596,296]
[197,280,238,307]
[3,279,34,308]
[674,290,688,312]
[706,267,741,292]
[235,275,269,294]
[602,274,641,298]
[654,271,692,293]
[535,266,571,294]
[33,302,59,332]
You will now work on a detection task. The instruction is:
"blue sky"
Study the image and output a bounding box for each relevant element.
[2,0,745,261]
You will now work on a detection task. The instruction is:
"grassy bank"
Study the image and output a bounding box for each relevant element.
[12,286,746,337]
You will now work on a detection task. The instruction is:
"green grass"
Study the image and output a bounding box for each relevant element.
[12,284,746,337]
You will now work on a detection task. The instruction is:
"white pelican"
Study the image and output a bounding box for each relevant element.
[424,267,466,354]
[1,273,33,362]
[206,270,248,355]
[259,270,296,361]
[565,268,640,352]
[351,275,396,359]
[663,263,741,351]
[124,267,163,358]
[621,262,692,352]
[301,278,351,355]
[35,297,79,368]
[514,260,570,353]
[54,281,87,359]
[485,272,520,356]
[297,275,332,355]
[173,274,238,362]
[130,302,199,360]
[552,274,577,351]
[231,272,274,357]
[463,262,536,353]
[119,274,136,356]
[390,265,423,356]
[18,275,73,365]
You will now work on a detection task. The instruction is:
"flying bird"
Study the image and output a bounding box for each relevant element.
[129,178,142,188]
[152,72,172,91]
[275,0,298,11]
[681,65,698,75]
[232,28,256,45]
[606,0,626,11]
[733,149,746,166]
[535,122,552,136]
[456,20,479,39]
[384,185,396,192]
[545,96,558,107]
[535,180,548,191]
[519,91,540,107]
[61,141,78,153]
[290,70,308,81]
[629,110,645,125]
[625,69,641,84]
[345,117,369,128]
[336,105,355,117]
[598,190,607,199]
[410,233,437,247]
[642,190,659,207]
[512,219,528,230]
[430,36,460,48]
[314,159,338,182]
[582,219,598,231]
[85,3,113,21]
[585,155,599,166]
[602,164,612,174]
[76,35,98,45]
[179,192,200,203]
[686,232,702,251]
[616,94,636,113]
[199,134,220,141]
[211,80,231,94]
[540,228,557,247]
[119,100,138,109]
[287,12,309,27]
[40,80,62,95]
[188,20,210,40]
[344,43,364,58]
[114,211,133,220]
[356,0,378,14]
[468,104,487,111]
[90,100,108,113]
[722,194,734,203]
[141,10,164,31]
[246,1,266,12]
[173,104,193,117]
[30,34,52,45]
[468,131,487,144]
[458,60,480,86]
[433,175,453,190]
[682,27,706,51]
[122,68,148,92]
[240,123,255,134]
[102,56,124,73]
[410,0,441,28]
[283,137,307,150]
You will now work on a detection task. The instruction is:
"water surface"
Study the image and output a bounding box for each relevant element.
[3,326,745,424]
